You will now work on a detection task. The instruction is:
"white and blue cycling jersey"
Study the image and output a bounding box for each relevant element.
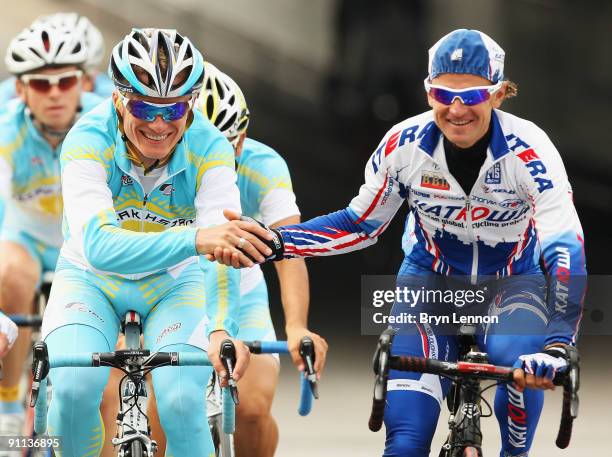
[0,73,114,106]
[276,109,586,346]
[0,93,103,249]
[52,99,242,336]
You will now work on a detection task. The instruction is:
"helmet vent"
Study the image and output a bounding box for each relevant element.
[220,112,237,132]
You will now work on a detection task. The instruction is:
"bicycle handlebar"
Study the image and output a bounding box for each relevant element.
[369,329,580,449]
[30,342,234,435]
[245,338,318,416]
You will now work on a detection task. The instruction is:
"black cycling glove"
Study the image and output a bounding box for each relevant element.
[239,215,285,261]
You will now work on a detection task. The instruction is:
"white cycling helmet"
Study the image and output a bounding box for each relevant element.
[197,62,250,144]
[33,12,105,72]
[5,22,88,75]
[109,28,204,98]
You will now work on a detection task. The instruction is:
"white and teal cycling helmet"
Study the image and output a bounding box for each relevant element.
[5,22,88,75]
[109,28,204,98]
[33,13,105,72]
[197,61,250,144]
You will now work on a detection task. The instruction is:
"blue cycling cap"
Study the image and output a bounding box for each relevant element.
[428,29,505,83]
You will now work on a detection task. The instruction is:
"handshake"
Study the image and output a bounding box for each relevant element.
[196,209,285,268]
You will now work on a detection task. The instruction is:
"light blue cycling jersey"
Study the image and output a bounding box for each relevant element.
[204,137,300,341]
[237,138,299,338]
[0,93,103,249]
[0,73,113,105]
[57,99,241,336]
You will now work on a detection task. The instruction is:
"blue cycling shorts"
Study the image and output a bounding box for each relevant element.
[0,228,59,282]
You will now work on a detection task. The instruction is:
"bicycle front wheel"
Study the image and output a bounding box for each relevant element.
[127,440,143,457]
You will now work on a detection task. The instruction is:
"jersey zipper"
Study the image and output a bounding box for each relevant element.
[141,193,148,232]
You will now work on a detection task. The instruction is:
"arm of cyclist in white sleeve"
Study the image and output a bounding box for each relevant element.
[62,159,199,274]
[274,130,407,258]
[516,131,587,347]
[195,166,242,338]
[0,157,12,227]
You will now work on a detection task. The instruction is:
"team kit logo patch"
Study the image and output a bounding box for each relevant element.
[421,171,450,190]
[485,163,502,184]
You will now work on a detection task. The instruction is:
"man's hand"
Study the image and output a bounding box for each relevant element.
[207,330,251,387]
[0,314,17,359]
[286,326,328,380]
[512,346,569,391]
[197,209,273,268]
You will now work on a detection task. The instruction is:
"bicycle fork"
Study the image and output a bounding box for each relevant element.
[112,312,158,456]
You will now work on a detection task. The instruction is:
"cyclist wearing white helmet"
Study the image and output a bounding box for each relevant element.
[0,21,103,440]
[0,12,114,103]
[41,28,267,455]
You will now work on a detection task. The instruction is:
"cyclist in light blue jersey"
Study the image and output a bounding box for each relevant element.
[40,28,272,456]
[192,62,327,457]
[0,12,114,104]
[0,21,103,439]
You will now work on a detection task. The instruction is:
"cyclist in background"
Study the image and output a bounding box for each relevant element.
[0,12,114,103]
[41,28,268,456]
[0,22,102,439]
[220,29,587,456]
[142,62,329,457]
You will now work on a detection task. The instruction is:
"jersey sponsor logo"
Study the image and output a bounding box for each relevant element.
[481,184,516,195]
[380,178,395,205]
[485,163,502,184]
[499,198,523,209]
[421,171,450,190]
[121,174,133,186]
[370,121,435,172]
[516,148,553,193]
[507,384,528,448]
[413,199,529,224]
[117,209,194,227]
[554,246,571,313]
[31,156,43,166]
[160,183,174,195]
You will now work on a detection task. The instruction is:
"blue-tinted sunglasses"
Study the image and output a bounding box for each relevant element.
[120,94,193,122]
[424,79,503,106]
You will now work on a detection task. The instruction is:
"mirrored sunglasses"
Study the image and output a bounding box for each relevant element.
[424,78,503,106]
[120,94,193,122]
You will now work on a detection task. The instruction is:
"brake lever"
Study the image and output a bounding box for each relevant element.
[220,339,239,405]
[373,328,395,401]
[564,345,580,418]
[299,337,319,399]
[30,341,50,407]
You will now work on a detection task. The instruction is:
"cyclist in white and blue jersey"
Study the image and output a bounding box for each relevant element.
[196,63,328,457]
[0,22,103,439]
[0,12,114,104]
[40,28,271,456]
[221,29,587,457]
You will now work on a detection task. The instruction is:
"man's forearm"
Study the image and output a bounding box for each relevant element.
[274,258,310,330]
